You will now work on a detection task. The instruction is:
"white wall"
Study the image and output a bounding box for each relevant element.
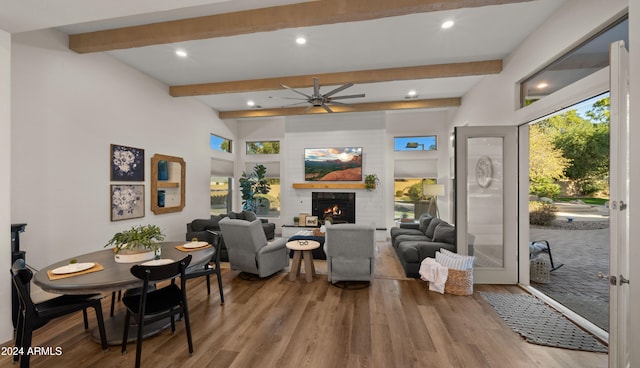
[11,29,218,270]
[0,29,12,344]
[274,112,385,229]
[385,110,452,225]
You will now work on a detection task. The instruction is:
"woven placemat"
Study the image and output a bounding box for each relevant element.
[175,244,212,252]
[47,263,105,281]
[480,292,607,353]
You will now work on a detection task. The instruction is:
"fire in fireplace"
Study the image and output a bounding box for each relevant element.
[312,192,356,223]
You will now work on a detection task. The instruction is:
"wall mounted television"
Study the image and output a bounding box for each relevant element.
[304,147,363,181]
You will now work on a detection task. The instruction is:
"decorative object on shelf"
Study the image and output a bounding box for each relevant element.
[423,183,445,218]
[110,184,144,221]
[475,156,493,188]
[158,190,165,207]
[240,163,271,213]
[157,160,168,180]
[105,224,165,263]
[293,216,300,225]
[305,216,318,226]
[364,174,380,191]
[110,144,144,181]
[298,213,309,226]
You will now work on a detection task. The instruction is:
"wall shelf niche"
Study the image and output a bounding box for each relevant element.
[150,154,185,214]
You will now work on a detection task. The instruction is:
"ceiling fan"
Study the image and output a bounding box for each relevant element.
[271,77,365,112]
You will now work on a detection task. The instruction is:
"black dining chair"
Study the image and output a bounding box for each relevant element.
[121,255,193,368]
[10,259,108,368]
[184,230,224,304]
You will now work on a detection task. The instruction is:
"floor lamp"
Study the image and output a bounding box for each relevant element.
[423,184,445,218]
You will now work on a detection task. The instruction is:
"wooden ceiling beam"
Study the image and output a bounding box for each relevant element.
[218,97,461,119]
[69,0,533,53]
[170,60,502,96]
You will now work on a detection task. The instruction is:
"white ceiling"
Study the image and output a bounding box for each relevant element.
[1,0,567,116]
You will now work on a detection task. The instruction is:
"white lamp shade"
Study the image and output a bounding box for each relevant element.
[423,183,445,196]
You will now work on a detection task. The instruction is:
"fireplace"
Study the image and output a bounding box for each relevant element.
[312,192,356,224]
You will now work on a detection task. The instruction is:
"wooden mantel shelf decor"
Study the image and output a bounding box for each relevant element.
[292,183,371,189]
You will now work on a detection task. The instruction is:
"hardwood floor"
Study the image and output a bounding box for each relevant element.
[2,242,607,368]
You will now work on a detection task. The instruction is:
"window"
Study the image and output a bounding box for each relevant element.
[210,176,232,216]
[246,141,280,154]
[521,17,627,107]
[394,136,437,151]
[394,178,437,220]
[256,178,280,218]
[210,134,232,153]
[245,162,280,218]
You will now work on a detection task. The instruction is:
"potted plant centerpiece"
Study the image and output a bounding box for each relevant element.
[105,224,165,263]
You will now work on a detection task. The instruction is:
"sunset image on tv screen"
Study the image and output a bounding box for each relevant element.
[304,147,362,181]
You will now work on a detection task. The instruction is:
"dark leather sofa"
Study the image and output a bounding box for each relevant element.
[186,211,276,261]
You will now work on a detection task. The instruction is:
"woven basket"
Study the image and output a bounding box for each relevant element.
[530,255,551,284]
[444,269,474,296]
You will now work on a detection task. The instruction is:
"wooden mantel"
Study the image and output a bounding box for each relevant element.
[292,183,371,189]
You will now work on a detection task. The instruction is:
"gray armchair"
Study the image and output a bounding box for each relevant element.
[218,218,288,278]
[323,222,376,283]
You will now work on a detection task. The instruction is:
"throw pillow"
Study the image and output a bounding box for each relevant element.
[418,214,433,233]
[425,218,443,239]
[191,219,215,232]
[432,223,455,244]
[243,211,258,222]
[437,249,475,270]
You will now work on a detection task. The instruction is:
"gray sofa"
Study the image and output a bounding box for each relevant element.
[390,214,457,278]
[186,211,276,261]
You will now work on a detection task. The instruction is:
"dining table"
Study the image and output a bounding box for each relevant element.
[33,241,215,345]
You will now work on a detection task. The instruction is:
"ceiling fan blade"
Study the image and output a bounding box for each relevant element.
[330,93,366,100]
[312,77,320,97]
[304,105,315,113]
[281,84,311,98]
[322,104,333,113]
[281,101,311,108]
[324,83,354,97]
[269,96,307,101]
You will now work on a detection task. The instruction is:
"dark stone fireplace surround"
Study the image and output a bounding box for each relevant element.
[311,192,356,224]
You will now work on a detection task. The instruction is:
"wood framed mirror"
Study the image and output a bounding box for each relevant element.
[150,154,185,214]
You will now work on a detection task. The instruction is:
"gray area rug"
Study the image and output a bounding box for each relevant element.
[480,292,608,353]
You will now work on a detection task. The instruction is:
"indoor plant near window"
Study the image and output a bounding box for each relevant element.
[240,163,271,213]
[364,174,380,191]
[105,224,165,263]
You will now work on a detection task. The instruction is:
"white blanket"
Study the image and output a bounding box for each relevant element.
[419,257,448,294]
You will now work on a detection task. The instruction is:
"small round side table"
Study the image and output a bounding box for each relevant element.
[286,240,320,282]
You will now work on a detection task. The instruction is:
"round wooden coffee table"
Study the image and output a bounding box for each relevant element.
[286,239,320,282]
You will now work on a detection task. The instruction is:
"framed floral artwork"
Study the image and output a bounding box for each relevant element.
[111,184,145,221]
[110,144,144,181]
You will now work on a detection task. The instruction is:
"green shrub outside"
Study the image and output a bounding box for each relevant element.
[529,201,556,226]
[529,178,561,199]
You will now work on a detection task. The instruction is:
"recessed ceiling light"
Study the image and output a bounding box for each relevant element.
[247,100,255,107]
[536,82,549,89]
[441,20,454,29]
[175,49,188,58]
[408,90,417,97]
[296,37,307,45]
